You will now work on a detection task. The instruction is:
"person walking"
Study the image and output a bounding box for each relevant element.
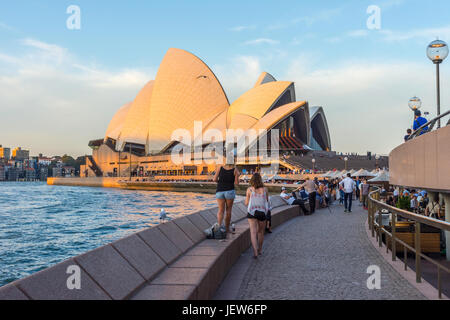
[300,177,318,214]
[245,173,269,259]
[339,173,356,213]
[361,179,370,209]
[213,162,240,233]
[355,177,361,202]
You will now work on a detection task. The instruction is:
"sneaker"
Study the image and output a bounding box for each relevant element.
[344,209,348,213]
[348,210,352,213]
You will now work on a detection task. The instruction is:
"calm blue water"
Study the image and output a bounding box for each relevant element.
[0,182,221,287]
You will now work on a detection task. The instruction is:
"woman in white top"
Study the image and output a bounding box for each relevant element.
[245,173,269,259]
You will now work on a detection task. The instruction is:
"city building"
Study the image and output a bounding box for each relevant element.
[52,166,63,178]
[12,147,30,161]
[84,48,332,177]
[0,166,5,181]
[7,167,19,181]
[0,145,11,160]
[25,168,36,181]
[39,167,48,181]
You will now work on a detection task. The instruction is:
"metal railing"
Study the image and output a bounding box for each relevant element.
[368,188,450,299]
[408,109,450,141]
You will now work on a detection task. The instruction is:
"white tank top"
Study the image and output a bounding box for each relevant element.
[247,188,269,215]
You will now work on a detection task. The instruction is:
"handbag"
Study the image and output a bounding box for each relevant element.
[204,223,227,240]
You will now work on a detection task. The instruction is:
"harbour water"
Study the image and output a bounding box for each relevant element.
[0,182,224,287]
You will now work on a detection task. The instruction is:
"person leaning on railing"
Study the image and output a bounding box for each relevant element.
[413,110,429,136]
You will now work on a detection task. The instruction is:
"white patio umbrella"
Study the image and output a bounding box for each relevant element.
[320,171,333,178]
[353,169,377,177]
[368,170,390,183]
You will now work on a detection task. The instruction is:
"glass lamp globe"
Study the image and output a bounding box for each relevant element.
[344,157,348,161]
[312,159,316,163]
[408,96,422,111]
[427,40,449,64]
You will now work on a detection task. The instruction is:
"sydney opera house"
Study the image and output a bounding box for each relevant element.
[83,48,331,177]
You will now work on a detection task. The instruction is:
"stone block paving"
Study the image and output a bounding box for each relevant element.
[234,203,426,300]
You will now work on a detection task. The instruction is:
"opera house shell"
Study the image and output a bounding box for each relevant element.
[86,48,331,177]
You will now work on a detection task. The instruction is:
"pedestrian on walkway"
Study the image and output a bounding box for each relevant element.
[245,173,269,259]
[214,161,240,233]
[355,177,361,202]
[361,179,370,209]
[339,173,356,213]
[300,177,318,213]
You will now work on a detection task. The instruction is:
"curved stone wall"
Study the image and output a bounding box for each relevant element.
[0,196,301,300]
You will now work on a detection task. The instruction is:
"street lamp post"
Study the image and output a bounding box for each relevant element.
[312,158,316,172]
[408,96,422,126]
[344,157,348,171]
[427,39,449,129]
[375,155,381,170]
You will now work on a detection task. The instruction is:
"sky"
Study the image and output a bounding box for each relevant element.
[1,0,450,157]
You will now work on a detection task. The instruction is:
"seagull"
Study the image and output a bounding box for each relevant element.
[159,208,167,222]
[196,75,209,79]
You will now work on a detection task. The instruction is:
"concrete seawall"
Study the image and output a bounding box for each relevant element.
[47,177,297,195]
[0,196,299,300]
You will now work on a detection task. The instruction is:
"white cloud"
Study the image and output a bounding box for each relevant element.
[292,7,343,26]
[244,38,279,45]
[0,38,155,157]
[229,25,255,32]
[0,22,14,31]
[380,26,450,42]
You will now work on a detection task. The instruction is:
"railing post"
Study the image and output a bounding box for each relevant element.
[438,267,442,299]
[415,222,422,283]
[378,208,383,247]
[392,212,397,261]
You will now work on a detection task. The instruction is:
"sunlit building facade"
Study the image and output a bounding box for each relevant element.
[85,48,331,177]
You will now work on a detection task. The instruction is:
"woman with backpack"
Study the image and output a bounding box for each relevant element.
[245,173,269,259]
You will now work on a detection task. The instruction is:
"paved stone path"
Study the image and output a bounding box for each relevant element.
[215,203,426,300]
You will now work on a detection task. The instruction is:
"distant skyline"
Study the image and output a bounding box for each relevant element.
[1,0,450,157]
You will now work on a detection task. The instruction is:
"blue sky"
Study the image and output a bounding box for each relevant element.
[1,0,450,156]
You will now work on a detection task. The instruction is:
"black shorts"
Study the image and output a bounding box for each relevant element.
[247,210,267,222]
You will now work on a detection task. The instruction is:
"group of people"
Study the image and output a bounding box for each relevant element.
[394,188,443,219]
[212,162,380,259]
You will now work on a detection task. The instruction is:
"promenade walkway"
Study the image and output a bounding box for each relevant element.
[215,203,426,300]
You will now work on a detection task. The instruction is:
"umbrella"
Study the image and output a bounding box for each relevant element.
[320,171,333,178]
[368,170,390,183]
[352,169,377,177]
[239,175,249,181]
